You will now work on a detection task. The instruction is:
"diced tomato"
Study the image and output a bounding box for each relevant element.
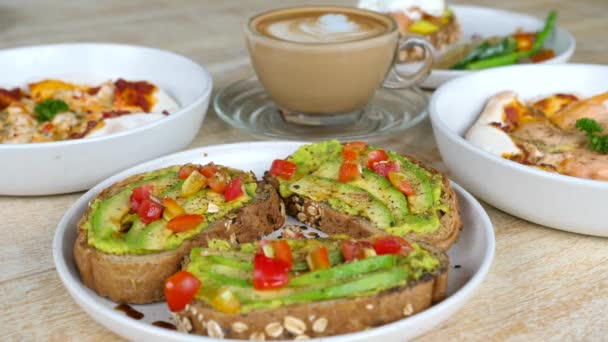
[164,270,201,312]
[272,240,293,266]
[388,172,416,196]
[162,198,185,221]
[137,198,164,224]
[42,122,54,133]
[253,253,291,290]
[269,159,297,180]
[224,178,244,202]
[514,32,535,52]
[210,287,241,313]
[339,162,360,183]
[178,165,195,180]
[372,160,400,177]
[344,141,367,152]
[199,163,219,178]
[367,149,389,169]
[341,240,374,262]
[307,246,330,271]
[208,173,228,194]
[531,49,556,63]
[373,236,413,256]
[342,146,359,162]
[130,184,153,212]
[167,214,205,233]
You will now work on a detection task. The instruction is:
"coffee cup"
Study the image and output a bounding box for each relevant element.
[245,6,433,126]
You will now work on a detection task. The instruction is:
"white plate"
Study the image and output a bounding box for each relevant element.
[397,5,575,89]
[430,64,608,237]
[53,141,495,341]
[0,43,212,195]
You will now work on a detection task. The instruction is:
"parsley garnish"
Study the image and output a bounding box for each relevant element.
[35,99,69,122]
[575,118,608,154]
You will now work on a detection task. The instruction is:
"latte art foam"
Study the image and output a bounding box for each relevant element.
[265,13,386,43]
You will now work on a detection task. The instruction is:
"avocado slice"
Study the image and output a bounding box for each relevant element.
[242,268,408,311]
[185,240,440,313]
[313,160,410,220]
[387,152,434,214]
[288,254,395,287]
[286,140,343,180]
[387,214,441,235]
[137,220,173,251]
[289,175,394,228]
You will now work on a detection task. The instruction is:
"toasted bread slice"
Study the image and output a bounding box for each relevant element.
[265,146,462,251]
[173,243,448,339]
[73,167,285,304]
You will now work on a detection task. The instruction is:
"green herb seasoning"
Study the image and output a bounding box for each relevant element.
[35,99,69,122]
[576,118,608,154]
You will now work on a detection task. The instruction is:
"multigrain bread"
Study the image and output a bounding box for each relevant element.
[172,243,448,339]
[73,168,285,304]
[265,151,462,252]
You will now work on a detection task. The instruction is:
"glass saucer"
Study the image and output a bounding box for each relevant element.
[213,78,428,141]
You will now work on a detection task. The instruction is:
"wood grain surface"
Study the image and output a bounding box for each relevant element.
[0,0,607,341]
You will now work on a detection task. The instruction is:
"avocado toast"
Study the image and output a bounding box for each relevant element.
[74,163,285,304]
[264,140,462,251]
[169,236,448,339]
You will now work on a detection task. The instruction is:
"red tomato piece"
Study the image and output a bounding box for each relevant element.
[339,162,360,183]
[167,214,205,232]
[199,163,219,178]
[367,149,389,169]
[388,172,416,196]
[344,141,367,152]
[530,49,556,63]
[307,246,330,270]
[137,198,164,224]
[373,236,413,256]
[130,184,153,212]
[269,159,297,180]
[272,240,293,266]
[342,146,359,162]
[341,240,374,262]
[208,174,227,194]
[164,270,201,312]
[253,253,291,290]
[178,165,195,180]
[372,160,400,177]
[224,178,244,202]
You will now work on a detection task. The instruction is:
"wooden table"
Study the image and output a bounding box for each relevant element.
[1,0,607,340]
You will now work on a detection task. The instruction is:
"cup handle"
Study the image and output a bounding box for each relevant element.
[383,36,435,89]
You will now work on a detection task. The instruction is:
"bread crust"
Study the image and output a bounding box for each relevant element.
[265,154,462,251]
[73,169,285,304]
[173,245,448,339]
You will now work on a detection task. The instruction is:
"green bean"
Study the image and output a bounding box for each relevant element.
[465,10,558,70]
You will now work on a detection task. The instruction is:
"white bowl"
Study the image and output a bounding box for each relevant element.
[430,64,608,237]
[0,43,212,196]
[53,141,495,342]
[397,5,576,89]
